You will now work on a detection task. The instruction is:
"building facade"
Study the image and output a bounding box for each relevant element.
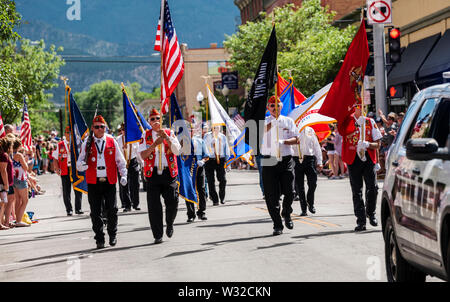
[175,44,231,118]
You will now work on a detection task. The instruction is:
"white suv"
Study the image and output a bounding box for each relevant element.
[381,81,450,282]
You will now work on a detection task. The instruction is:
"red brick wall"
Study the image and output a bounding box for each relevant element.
[321,0,363,20]
[265,0,303,14]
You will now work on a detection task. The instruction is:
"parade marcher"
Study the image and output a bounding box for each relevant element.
[116,122,142,212]
[138,108,181,244]
[53,126,84,216]
[203,125,230,206]
[293,126,323,216]
[77,115,128,249]
[340,104,382,232]
[186,123,208,222]
[260,96,299,236]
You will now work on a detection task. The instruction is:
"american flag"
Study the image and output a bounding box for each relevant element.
[154,0,184,114]
[20,99,32,151]
[0,112,5,138]
[232,112,245,131]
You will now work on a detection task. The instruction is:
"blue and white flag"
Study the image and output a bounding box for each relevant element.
[67,87,89,194]
[169,93,198,205]
[265,77,296,117]
[122,87,151,144]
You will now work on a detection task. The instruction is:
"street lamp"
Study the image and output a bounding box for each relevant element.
[197,91,205,121]
[221,84,230,114]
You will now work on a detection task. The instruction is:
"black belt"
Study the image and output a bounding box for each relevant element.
[97,177,107,182]
[262,155,292,160]
[97,166,106,170]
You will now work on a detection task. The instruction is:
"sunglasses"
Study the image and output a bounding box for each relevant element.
[269,104,278,108]
[150,116,161,121]
[94,125,106,129]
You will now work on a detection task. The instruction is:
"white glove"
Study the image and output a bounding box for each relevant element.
[278,139,285,146]
[357,140,370,151]
[120,176,127,186]
[356,116,365,126]
[78,162,88,172]
[226,166,231,172]
[375,163,381,172]
[197,159,205,167]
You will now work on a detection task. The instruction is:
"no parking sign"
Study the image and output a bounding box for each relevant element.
[367,0,392,24]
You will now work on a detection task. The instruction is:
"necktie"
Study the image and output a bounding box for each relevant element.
[214,136,220,164]
[158,143,163,172]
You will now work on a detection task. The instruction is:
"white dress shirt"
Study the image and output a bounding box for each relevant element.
[52,137,71,166]
[261,115,299,158]
[76,134,127,178]
[293,126,323,165]
[203,132,230,159]
[138,129,181,172]
[116,134,143,165]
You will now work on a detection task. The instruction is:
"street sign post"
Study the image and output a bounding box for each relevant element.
[221,71,238,90]
[367,0,392,25]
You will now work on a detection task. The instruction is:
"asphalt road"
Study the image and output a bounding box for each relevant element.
[0,170,442,282]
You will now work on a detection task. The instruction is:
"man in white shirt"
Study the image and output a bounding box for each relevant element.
[293,126,323,216]
[77,115,128,249]
[138,108,181,244]
[260,96,299,236]
[203,125,230,205]
[116,122,142,212]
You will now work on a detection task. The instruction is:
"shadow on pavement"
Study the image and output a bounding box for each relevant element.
[162,248,214,258]
[257,241,299,250]
[202,234,274,246]
[195,218,270,228]
[291,229,381,240]
[0,229,92,246]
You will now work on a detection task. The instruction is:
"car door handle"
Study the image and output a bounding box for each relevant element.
[392,161,399,167]
[412,168,420,175]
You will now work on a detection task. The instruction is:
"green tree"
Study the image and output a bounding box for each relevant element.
[223,0,356,96]
[0,0,20,43]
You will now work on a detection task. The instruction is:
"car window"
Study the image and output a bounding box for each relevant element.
[404,98,439,144]
[428,98,450,147]
[393,99,418,145]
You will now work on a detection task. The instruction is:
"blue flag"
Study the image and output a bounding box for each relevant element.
[67,87,89,194]
[122,89,151,144]
[169,94,198,205]
[265,78,296,117]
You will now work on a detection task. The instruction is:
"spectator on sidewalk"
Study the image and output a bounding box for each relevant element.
[12,139,31,227]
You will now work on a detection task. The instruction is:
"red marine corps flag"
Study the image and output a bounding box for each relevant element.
[154,0,184,114]
[318,19,369,127]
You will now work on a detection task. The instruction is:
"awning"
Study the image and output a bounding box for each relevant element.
[418,29,450,79]
[388,33,441,86]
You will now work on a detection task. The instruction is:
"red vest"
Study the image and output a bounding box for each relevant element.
[57,141,69,176]
[142,129,178,178]
[341,115,377,165]
[85,135,118,184]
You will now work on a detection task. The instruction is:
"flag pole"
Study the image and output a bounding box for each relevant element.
[159,0,165,126]
[272,13,280,160]
[201,76,211,123]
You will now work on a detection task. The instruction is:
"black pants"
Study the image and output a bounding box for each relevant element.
[119,158,140,209]
[205,158,226,204]
[294,155,318,213]
[87,181,118,243]
[146,168,179,240]
[61,174,82,213]
[262,156,295,230]
[348,153,378,226]
[186,165,207,218]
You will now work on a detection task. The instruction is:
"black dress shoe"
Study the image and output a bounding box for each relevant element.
[220,200,225,204]
[154,238,163,244]
[284,218,294,230]
[123,208,131,212]
[109,237,117,246]
[368,216,378,227]
[294,196,300,201]
[273,229,283,236]
[187,217,195,223]
[75,211,84,215]
[308,204,316,214]
[198,214,208,220]
[300,212,308,216]
[213,203,219,206]
[67,211,73,216]
[354,224,366,232]
[166,226,174,238]
[133,207,141,211]
[96,242,105,249]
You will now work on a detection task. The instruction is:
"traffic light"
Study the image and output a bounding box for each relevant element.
[388,85,403,98]
[388,28,401,63]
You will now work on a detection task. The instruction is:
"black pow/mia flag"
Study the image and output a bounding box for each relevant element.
[244,25,277,153]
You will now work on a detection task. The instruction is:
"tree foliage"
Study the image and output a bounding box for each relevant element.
[74,80,154,131]
[223,0,356,96]
[0,0,20,43]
